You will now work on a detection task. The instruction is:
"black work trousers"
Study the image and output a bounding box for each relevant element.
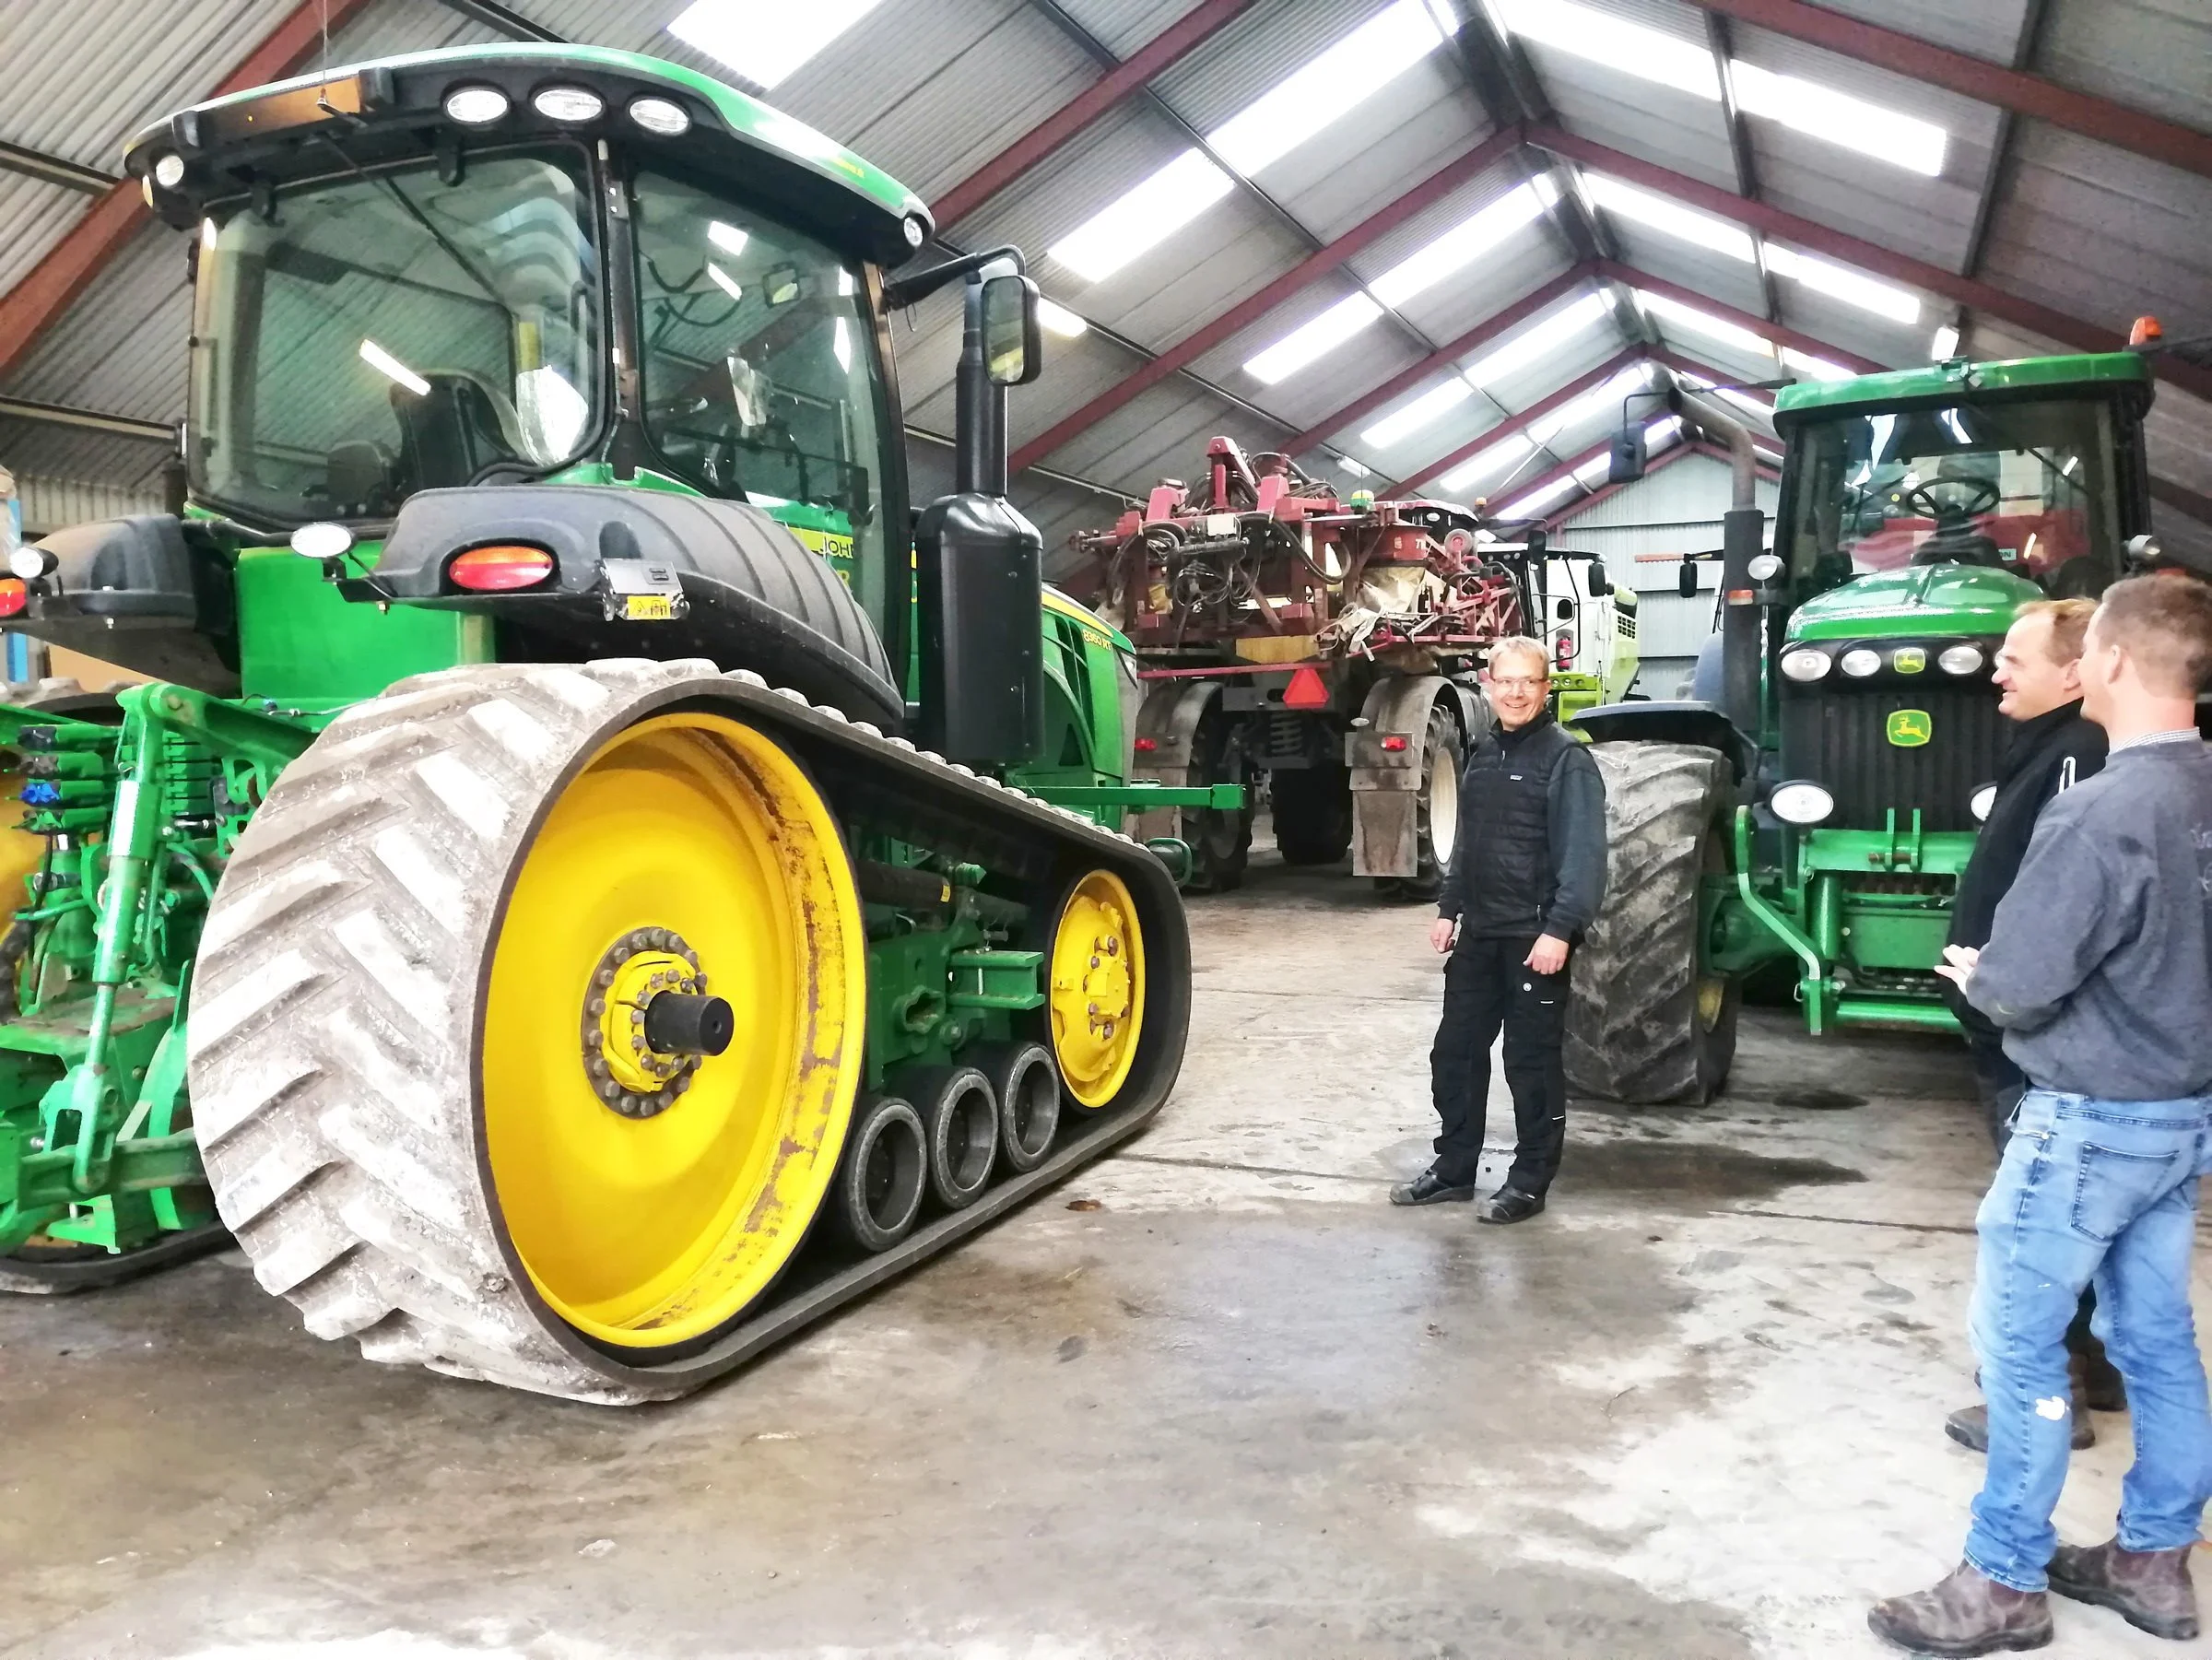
[1967,1028,2102,1365]
[1429,936,1567,1194]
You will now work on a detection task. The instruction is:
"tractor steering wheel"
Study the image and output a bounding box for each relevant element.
[1902,477,2001,525]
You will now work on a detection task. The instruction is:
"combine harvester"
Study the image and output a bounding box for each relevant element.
[1072,438,1639,897]
[0,45,1230,1403]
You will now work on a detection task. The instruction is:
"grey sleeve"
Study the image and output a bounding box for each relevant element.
[1542,748,1608,938]
[1966,811,2138,1032]
[1437,754,1474,920]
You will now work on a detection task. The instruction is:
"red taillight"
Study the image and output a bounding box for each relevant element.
[448,545,554,592]
[1554,632,1572,669]
[1283,665,1329,710]
[1134,736,1158,752]
[1381,734,1409,752]
[0,579,26,618]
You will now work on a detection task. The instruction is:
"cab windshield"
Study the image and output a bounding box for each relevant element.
[190,149,601,524]
[1783,396,2124,599]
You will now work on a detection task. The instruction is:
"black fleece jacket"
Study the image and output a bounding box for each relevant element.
[1436,713,1608,942]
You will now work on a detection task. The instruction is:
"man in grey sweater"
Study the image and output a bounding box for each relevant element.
[1869,574,2212,1657]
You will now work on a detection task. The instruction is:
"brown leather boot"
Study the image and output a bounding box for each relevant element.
[1867,1562,2053,1656]
[1944,1357,2097,1453]
[2048,1537,2200,1640]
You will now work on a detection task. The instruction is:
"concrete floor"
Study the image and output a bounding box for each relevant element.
[5,839,2208,1660]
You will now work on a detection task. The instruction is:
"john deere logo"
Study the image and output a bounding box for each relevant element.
[1887,709,1933,747]
[1891,646,1927,675]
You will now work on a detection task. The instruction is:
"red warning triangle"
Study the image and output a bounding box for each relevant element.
[1283,665,1330,709]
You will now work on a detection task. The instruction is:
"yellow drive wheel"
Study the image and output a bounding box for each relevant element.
[480,712,865,1353]
[1048,869,1146,1110]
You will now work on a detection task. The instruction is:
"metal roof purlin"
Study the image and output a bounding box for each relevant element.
[1391,347,1641,494]
[1703,12,1778,322]
[0,0,381,383]
[928,0,1258,229]
[1958,0,2051,286]
[1531,128,2212,405]
[0,140,115,195]
[1008,121,1528,476]
[1697,0,2212,182]
[1285,262,1596,456]
[428,0,563,43]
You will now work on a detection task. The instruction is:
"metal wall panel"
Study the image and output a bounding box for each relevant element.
[0,420,171,508]
[12,471,168,536]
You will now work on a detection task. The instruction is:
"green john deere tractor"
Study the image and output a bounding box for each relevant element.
[1563,351,2164,1104]
[0,45,1230,1403]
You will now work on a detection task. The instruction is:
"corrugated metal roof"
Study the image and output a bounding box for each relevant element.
[0,175,93,298]
[2040,0,2212,136]
[1808,0,2031,65]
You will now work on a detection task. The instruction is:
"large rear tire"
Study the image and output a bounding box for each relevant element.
[1563,742,1738,1105]
[1181,702,1251,893]
[1271,763,1351,865]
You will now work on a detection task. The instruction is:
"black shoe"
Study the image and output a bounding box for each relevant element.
[1477,1186,1546,1224]
[1390,1168,1476,1206]
[1945,1402,2094,1454]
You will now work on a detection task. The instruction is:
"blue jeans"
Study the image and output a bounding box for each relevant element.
[1965,1089,2212,1591]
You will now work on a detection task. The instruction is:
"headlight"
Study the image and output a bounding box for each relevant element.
[1969,783,1996,823]
[443,86,510,124]
[532,86,605,124]
[1839,647,1882,677]
[1770,782,1836,826]
[1780,647,1832,682]
[627,96,691,136]
[1939,644,1984,676]
[1747,553,1783,582]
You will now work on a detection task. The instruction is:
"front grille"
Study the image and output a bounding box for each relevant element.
[1780,681,2003,832]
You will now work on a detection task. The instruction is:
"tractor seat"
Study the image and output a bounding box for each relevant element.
[390,369,533,493]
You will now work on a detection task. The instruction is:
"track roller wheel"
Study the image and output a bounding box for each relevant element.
[188,663,867,1402]
[903,1064,998,1210]
[981,1042,1061,1172]
[1047,869,1146,1111]
[828,1094,928,1252]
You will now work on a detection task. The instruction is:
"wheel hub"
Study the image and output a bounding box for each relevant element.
[579,927,728,1119]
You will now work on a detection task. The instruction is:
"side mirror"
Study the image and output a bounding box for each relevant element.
[1608,425,1647,484]
[1677,558,1699,599]
[982,272,1043,386]
[1585,556,1607,596]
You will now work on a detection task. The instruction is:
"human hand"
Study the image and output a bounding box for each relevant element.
[1430,916,1458,954]
[1935,942,1980,989]
[1525,934,1570,974]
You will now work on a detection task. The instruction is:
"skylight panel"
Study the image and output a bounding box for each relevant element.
[1584,175,1754,263]
[1369,182,1553,308]
[1637,290,1774,358]
[667,0,886,89]
[1362,380,1476,449]
[1211,0,1454,174]
[1930,324,1960,360]
[1244,294,1385,384]
[1782,347,1855,382]
[1047,150,1236,284]
[1441,431,1536,494]
[1461,291,1613,387]
[1730,63,1947,177]
[1498,471,1581,519]
[1489,0,1718,99]
[1764,246,1920,324]
[1678,370,1776,419]
[1036,299,1088,338]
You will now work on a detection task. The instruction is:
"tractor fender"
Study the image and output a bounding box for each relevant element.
[1130,678,1222,843]
[1347,675,1478,878]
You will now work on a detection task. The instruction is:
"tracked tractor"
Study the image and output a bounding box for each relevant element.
[0,45,1222,1404]
[1565,352,2167,1104]
[1073,439,1637,898]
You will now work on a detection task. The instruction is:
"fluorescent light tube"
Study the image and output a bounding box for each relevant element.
[1492,0,1718,98]
[1048,149,1235,283]
[359,338,429,396]
[1782,347,1855,382]
[1730,61,1947,176]
[1441,431,1536,493]
[1244,293,1385,383]
[1361,380,1475,449]
[1584,174,1755,262]
[1765,244,1920,324]
[1211,0,1453,174]
[1637,289,1774,357]
[667,0,887,88]
[1036,299,1088,337]
[1462,291,1612,387]
[1369,182,1549,307]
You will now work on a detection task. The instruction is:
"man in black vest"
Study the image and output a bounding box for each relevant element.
[1391,637,1606,1223]
[1937,596,2120,1454]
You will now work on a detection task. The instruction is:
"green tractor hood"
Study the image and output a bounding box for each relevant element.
[1787,563,2042,642]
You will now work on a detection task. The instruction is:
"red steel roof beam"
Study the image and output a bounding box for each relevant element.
[930,0,1260,229]
[1603,262,1886,376]
[1535,128,2212,406]
[0,0,379,381]
[1391,347,1641,495]
[1699,0,2212,182]
[1284,261,1595,457]
[1009,123,1526,476]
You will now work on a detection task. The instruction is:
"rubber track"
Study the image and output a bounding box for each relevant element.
[1562,742,1729,1105]
[185,659,1190,1404]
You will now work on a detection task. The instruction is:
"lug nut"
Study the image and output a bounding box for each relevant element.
[1102,1022,1115,1038]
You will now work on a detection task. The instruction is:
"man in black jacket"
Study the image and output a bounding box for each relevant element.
[1938,597,2119,1454]
[1391,637,1606,1223]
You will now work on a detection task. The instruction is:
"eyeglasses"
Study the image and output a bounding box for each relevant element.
[1488,676,1549,690]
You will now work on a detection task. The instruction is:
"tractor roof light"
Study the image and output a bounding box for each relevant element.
[443,86,510,125]
[8,547,53,581]
[1970,783,1997,823]
[449,545,556,592]
[151,152,186,190]
[1939,643,1984,676]
[1746,552,1783,583]
[1839,647,1882,677]
[1770,781,1835,826]
[532,86,606,124]
[627,96,691,137]
[1780,646,1831,682]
